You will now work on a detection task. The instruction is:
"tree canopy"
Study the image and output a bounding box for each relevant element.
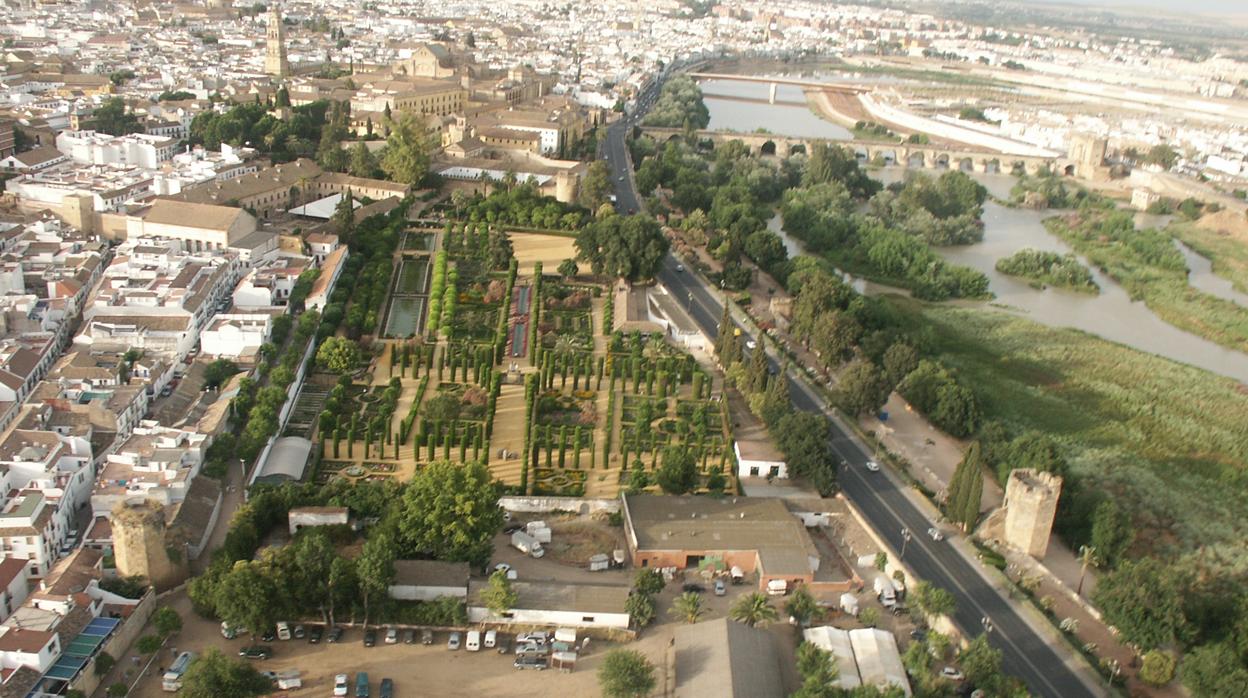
[641,75,710,129]
[598,649,657,698]
[396,460,504,567]
[179,649,272,698]
[575,214,669,281]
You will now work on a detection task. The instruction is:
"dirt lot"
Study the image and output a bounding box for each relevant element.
[510,233,582,275]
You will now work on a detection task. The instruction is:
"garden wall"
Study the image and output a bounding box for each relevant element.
[67,588,157,697]
[498,496,620,515]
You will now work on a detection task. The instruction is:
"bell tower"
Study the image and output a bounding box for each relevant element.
[265,6,290,79]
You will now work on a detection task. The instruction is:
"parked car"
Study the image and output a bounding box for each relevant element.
[403,629,416,644]
[333,674,349,697]
[484,630,497,648]
[293,625,305,640]
[865,460,880,472]
[940,667,965,681]
[514,655,549,670]
[515,642,550,656]
[466,630,481,651]
[277,621,291,640]
[682,583,706,593]
[260,628,277,643]
[308,625,324,644]
[515,631,548,645]
[494,563,513,575]
[927,527,944,542]
[238,645,272,660]
[379,678,394,698]
[363,630,377,647]
[420,629,433,645]
[328,626,344,643]
[447,632,461,650]
[714,579,726,596]
[355,671,370,698]
[384,627,398,644]
[502,523,524,534]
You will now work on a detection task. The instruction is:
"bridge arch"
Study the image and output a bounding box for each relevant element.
[985,158,1001,174]
[760,140,777,156]
[934,153,950,170]
[789,143,807,156]
[957,157,974,172]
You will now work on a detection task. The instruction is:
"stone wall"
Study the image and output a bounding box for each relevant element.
[66,588,157,697]
[498,496,620,515]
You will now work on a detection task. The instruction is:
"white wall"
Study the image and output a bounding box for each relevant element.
[466,605,629,630]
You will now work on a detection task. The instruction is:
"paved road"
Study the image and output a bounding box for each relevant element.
[604,77,1100,698]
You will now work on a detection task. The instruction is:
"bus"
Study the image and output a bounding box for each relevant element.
[162,651,195,692]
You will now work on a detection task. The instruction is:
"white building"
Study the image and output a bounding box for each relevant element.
[388,560,470,601]
[734,440,787,479]
[55,130,177,169]
[803,626,912,697]
[199,313,273,359]
[466,580,630,630]
[0,559,31,622]
[0,626,60,674]
[91,423,207,515]
[287,506,349,536]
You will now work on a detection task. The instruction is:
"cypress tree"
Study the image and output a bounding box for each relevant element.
[747,336,768,394]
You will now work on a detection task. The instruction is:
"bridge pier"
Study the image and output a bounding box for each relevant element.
[768,83,777,105]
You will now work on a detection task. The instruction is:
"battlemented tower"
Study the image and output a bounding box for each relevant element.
[1002,469,1063,559]
[112,499,186,591]
[265,6,289,79]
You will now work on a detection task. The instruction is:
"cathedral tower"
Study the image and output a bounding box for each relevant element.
[265,6,289,78]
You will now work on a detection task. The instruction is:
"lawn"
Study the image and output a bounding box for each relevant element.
[895,298,1248,558]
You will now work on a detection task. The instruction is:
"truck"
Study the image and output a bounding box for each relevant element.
[525,521,552,543]
[511,530,545,558]
[162,651,195,692]
[873,576,897,607]
[730,566,745,585]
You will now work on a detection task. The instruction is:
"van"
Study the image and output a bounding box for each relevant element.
[766,579,788,596]
[466,630,481,651]
[484,630,497,649]
[276,621,291,641]
[355,672,370,698]
[220,621,246,639]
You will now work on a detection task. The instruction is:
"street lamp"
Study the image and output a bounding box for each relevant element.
[899,527,911,559]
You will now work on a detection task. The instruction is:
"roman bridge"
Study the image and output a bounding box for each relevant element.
[689,72,869,104]
[638,126,1070,176]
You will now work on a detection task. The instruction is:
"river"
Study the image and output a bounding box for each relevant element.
[699,79,853,140]
[768,167,1248,382]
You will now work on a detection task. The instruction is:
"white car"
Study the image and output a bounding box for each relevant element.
[745,339,758,350]
[384,627,398,644]
[940,667,965,681]
[333,674,349,697]
[927,527,944,542]
[865,460,880,472]
[494,563,512,574]
[515,631,548,645]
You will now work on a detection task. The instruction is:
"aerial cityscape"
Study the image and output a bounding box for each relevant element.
[0,0,1243,696]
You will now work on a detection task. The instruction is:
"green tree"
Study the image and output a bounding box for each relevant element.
[625,592,656,628]
[356,531,396,627]
[945,442,984,532]
[316,336,360,373]
[633,568,665,596]
[136,634,164,654]
[810,311,861,368]
[397,460,504,567]
[1144,143,1180,170]
[332,189,355,236]
[574,214,669,281]
[794,642,840,698]
[911,581,956,618]
[836,358,889,417]
[959,634,1005,694]
[558,258,579,278]
[92,97,143,136]
[203,358,239,389]
[482,570,518,615]
[1181,642,1248,697]
[578,161,613,209]
[598,649,656,698]
[380,113,433,185]
[670,591,706,624]
[1093,558,1186,649]
[107,683,128,698]
[1090,499,1132,569]
[656,446,698,495]
[326,556,357,628]
[1140,650,1177,687]
[882,343,919,389]
[729,592,779,627]
[348,141,379,178]
[214,561,278,642]
[93,652,115,677]
[859,606,880,627]
[152,606,182,637]
[785,585,820,627]
[179,648,273,698]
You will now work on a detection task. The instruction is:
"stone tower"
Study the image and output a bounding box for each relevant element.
[112,499,186,591]
[1002,469,1062,559]
[554,170,578,204]
[264,6,290,79]
[1067,133,1108,180]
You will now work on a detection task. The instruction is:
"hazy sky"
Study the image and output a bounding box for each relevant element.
[1043,0,1248,18]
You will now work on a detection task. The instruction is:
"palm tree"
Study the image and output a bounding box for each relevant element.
[670,592,705,624]
[730,592,779,628]
[1076,545,1098,596]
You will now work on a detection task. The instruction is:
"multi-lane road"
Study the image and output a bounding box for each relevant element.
[604,75,1100,698]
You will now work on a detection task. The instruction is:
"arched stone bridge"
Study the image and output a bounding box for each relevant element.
[638,126,1071,176]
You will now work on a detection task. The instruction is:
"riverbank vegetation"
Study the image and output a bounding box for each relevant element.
[994,249,1099,293]
[780,147,991,300]
[642,75,711,130]
[1008,172,1110,210]
[1047,210,1248,352]
[1168,219,1248,295]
